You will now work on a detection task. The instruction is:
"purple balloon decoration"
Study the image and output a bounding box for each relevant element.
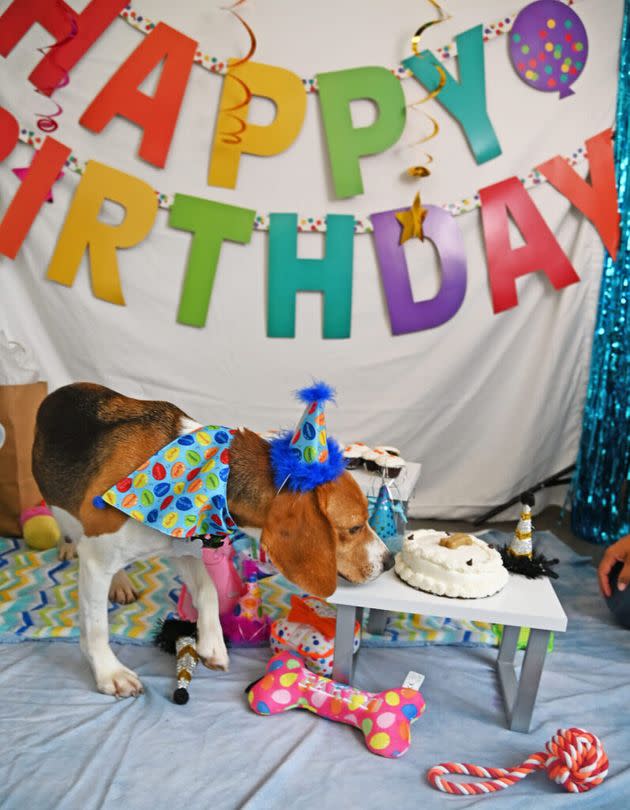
[508,0,588,99]
[370,205,467,335]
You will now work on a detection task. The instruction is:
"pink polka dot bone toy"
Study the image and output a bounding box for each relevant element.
[247,651,426,758]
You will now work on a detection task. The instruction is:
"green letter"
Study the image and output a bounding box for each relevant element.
[169,194,255,327]
[317,67,406,199]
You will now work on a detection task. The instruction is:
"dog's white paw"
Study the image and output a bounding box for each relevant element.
[108,571,139,604]
[97,667,144,698]
[58,539,77,561]
[198,632,229,671]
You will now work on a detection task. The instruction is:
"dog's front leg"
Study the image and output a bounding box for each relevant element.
[77,536,143,697]
[176,555,229,671]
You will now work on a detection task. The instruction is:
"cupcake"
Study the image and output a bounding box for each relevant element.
[343,442,368,470]
[362,448,385,472]
[375,454,405,479]
[374,445,400,457]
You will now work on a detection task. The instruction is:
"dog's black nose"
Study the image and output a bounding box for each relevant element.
[383,551,395,571]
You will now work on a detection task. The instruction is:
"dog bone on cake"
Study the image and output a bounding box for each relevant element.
[439,533,473,549]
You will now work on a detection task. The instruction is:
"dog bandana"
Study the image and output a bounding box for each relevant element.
[99,426,237,539]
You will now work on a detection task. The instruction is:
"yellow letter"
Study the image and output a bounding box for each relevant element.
[46,161,158,304]
[208,60,307,189]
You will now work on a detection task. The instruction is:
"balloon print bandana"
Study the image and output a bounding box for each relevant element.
[99,426,237,539]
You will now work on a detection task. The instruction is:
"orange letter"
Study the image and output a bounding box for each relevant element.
[46,161,157,304]
[0,138,70,259]
[208,60,306,189]
[80,22,197,168]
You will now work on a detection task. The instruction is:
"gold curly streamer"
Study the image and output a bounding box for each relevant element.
[219,3,257,146]
[407,152,433,178]
[411,0,451,56]
[406,1,450,178]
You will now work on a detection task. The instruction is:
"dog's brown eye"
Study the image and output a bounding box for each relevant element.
[348,524,363,535]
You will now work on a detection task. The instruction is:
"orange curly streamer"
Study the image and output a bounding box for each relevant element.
[219,3,257,146]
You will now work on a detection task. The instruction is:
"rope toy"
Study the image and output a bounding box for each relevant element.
[427,728,608,795]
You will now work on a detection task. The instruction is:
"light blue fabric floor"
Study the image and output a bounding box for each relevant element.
[1,534,630,809]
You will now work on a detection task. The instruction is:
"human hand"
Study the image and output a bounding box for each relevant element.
[598,535,630,597]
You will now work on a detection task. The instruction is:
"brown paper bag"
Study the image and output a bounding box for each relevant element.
[0,381,48,536]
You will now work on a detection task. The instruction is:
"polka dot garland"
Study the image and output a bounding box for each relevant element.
[15,123,592,226]
[12,2,592,232]
[119,1,579,89]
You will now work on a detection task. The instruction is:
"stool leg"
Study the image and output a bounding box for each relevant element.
[367,608,389,635]
[498,624,520,665]
[332,604,357,685]
[509,629,550,733]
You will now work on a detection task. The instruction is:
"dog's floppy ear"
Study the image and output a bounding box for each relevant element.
[261,489,337,598]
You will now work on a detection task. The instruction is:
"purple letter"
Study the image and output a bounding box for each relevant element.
[371,205,467,335]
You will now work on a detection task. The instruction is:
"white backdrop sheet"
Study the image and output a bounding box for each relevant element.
[0,0,623,518]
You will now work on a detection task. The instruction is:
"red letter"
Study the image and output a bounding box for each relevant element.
[0,0,127,95]
[0,106,19,162]
[0,138,71,259]
[479,177,580,314]
[80,22,197,169]
[537,129,619,260]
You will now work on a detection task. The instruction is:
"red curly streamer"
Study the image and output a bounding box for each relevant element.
[33,3,79,133]
[427,728,608,796]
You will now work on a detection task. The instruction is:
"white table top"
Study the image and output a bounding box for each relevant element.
[328,567,567,632]
[349,462,422,502]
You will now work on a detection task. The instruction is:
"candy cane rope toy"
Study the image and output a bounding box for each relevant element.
[248,651,425,758]
[428,728,608,795]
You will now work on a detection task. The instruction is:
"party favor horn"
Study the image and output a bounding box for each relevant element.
[174,635,199,704]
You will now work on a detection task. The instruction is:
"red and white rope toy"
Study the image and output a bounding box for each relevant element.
[427,728,608,795]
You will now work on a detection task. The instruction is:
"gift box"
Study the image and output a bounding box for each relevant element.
[270,595,361,676]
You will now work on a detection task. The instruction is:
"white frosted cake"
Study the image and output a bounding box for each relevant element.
[395,530,509,598]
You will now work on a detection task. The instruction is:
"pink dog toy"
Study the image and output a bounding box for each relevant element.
[178,541,245,621]
[248,651,426,758]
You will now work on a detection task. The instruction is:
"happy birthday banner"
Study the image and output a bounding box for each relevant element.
[0,0,620,338]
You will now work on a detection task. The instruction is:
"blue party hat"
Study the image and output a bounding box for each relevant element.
[369,484,398,541]
[269,382,346,493]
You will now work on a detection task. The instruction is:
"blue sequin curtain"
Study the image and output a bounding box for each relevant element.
[571,0,630,544]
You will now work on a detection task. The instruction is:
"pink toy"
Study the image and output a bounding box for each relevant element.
[221,559,270,644]
[178,542,245,621]
[248,651,426,758]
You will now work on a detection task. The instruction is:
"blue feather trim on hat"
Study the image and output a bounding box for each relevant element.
[269,431,347,492]
[295,381,336,406]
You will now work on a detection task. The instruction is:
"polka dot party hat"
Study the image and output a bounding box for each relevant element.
[269,382,346,493]
[369,483,398,541]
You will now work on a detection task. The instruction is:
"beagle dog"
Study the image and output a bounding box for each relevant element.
[32,383,393,698]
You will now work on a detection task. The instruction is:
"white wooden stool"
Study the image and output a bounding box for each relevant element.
[328,569,567,733]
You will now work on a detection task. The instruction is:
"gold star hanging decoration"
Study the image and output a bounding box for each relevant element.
[396,192,428,245]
